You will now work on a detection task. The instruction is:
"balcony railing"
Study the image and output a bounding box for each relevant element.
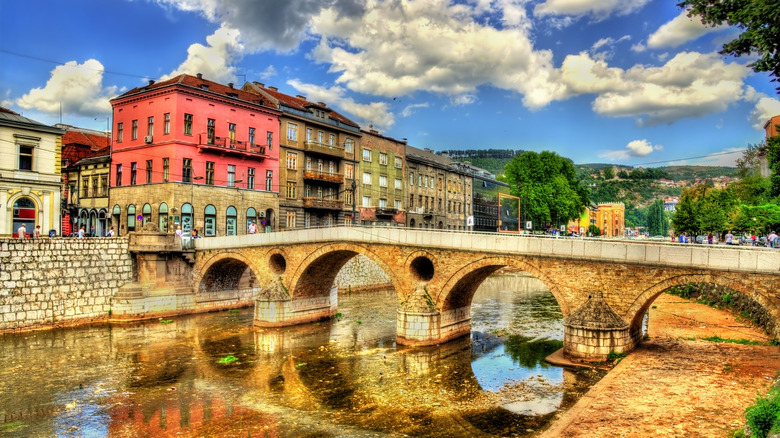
[303,170,344,184]
[303,197,343,210]
[198,135,266,156]
[303,141,345,158]
[375,208,397,216]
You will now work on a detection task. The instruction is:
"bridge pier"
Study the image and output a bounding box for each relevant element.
[562,291,637,362]
[396,284,471,346]
[253,278,338,327]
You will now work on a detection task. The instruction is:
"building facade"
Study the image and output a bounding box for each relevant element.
[243,82,362,229]
[358,129,406,226]
[110,74,281,237]
[60,125,111,236]
[405,147,472,230]
[595,202,625,237]
[467,164,510,233]
[0,107,65,237]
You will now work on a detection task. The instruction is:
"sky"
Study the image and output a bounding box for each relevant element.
[2,0,780,167]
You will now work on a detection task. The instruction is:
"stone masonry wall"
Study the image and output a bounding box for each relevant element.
[0,238,133,332]
[334,254,392,293]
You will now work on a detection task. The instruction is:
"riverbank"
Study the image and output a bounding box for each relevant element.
[540,293,780,437]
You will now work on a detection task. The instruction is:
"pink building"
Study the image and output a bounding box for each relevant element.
[109,74,282,236]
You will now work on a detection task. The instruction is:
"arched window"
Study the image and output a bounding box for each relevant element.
[12,197,36,237]
[226,206,237,236]
[112,205,121,236]
[246,207,257,233]
[159,203,169,232]
[204,204,216,236]
[142,203,152,226]
[181,203,193,233]
[127,204,136,232]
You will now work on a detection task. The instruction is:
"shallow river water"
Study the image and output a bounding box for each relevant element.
[0,274,605,437]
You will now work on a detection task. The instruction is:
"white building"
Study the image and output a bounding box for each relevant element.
[0,107,66,237]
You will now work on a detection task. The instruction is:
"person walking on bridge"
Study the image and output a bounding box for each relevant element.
[725,230,734,245]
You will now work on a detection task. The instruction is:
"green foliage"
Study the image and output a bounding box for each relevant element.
[503,335,563,368]
[588,224,601,236]
[744,389,780,438]
[217,355,238,364]
[672,184,735,235]
[700,336,766,346]
[647,199,669,236]
[159,319,173,324]
[504,151,590,229]
[679,0,780,92]
[602,166,615,179]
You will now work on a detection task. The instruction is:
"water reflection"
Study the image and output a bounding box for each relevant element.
[0,274,604,437]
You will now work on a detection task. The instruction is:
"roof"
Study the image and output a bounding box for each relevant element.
[406,145,458,169]
[61,128,110,151]
[0,106,66,135]
[246,82,360,129]
[60,126,110,166]
[111,74,277,112]
[564,291,628,330]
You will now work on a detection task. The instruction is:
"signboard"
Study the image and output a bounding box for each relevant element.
[466,216,474,226]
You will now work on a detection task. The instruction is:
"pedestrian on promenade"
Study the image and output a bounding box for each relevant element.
[768,231,778,248]
[33,225,41,238]
[106,227,115,237]
[725,230,734,245]
[248,221,257,234]
[707,232,713,245]
[175,226,183,237]
[191,228,201,239]
[78,225,86,238]
[17,223,26,239]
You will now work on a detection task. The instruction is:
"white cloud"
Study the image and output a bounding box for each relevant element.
[163,25,244,83]
[14,59,116,117]
[401,103,430,117]
[746,90,780,130]
[450,95,477,106]
[647,9,726,49]
[534,0,652,20]
[287,79,395,130]
[599,139,662,161]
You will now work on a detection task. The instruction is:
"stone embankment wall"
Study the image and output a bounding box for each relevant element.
[335,254,392,293]
[0,238,133,332]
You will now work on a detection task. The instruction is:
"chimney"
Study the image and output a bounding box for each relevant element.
[196,73,203,79]
[148,79,155,86]
[296,95,307,100]
[228,82,234,89]
[269,86,278,91]
[256,82,264,88]
[318,102,326,107]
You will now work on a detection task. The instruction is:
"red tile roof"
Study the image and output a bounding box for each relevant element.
[113,74,274,110]
[248,82,360,129]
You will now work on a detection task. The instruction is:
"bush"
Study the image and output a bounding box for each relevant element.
[744,389,780,438]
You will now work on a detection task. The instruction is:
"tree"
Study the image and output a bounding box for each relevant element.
[602,167,615,180]
[504,151,590,230]
[679,0,780,90]
[672,184,737,235]
[647,199,669,236]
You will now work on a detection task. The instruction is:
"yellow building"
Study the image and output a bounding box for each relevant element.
[595,202,625,237]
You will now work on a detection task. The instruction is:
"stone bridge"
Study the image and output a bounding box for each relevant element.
[185,227,780,361]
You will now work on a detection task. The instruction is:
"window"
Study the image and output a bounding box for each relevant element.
[159,202,169,232]
[182,158,192,183]
[409,172,415,186]
[164,113,170,135]
[317,131,324,144]
[379,152,388,165]
[207,119,215,144]
[82,178,88,197]
[163,158,169,182]
[204,205,216,236]
[379,198,387,209]
[305,156,312,171]
[266,131,273,149]
[115,164,122,187]
[226,206,237,236]
[266,170,273,191]
[418,174,422,186]
[329,134,335,146]
[246,207,257,232]
[304,212,311,228]
[228,123,236,145]
[117,122,123,142]
[18,146,33,171]
[130,162,137,186]
[362,149,371,162]
[146,160,153,184]
[147,116,154,137]
[142,203,152,225]
[362,196,371,207]
[248,127,255,146]
[247,167,255,189]
[395,178,402,190]
[286,181,296,198]
[100,176,107,195]
[184,113,193,135]
[181,203,193,233]
[227,164,236,187]
[306,128,312,142]
[345,138,354,153]
[205,161,215,185]
[394,156,402,168]
[345,190,353,206]
[127,204,136,232]
[286,152,297,170]
[286,211,296,229]
[362,172,371,185]
[345,163,354,179]
[409,194,414,208]
[395,199,402,210]
[379,175,387,187]
[131,120,138,140]
[287,122,298,141]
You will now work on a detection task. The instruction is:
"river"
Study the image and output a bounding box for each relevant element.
[0,274,605,437]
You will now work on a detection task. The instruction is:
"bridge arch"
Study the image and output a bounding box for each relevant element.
[436,255,569,315]
[194,250,260,293]
[626,273,780,342]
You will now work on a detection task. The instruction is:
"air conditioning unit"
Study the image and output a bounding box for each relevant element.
[144,136,153,144]
[258,211,266,218]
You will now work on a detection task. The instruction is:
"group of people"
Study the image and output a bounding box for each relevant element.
[16,224,115,238]
[676,230,780,247]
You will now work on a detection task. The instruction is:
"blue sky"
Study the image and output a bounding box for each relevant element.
[2,0,780,167]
